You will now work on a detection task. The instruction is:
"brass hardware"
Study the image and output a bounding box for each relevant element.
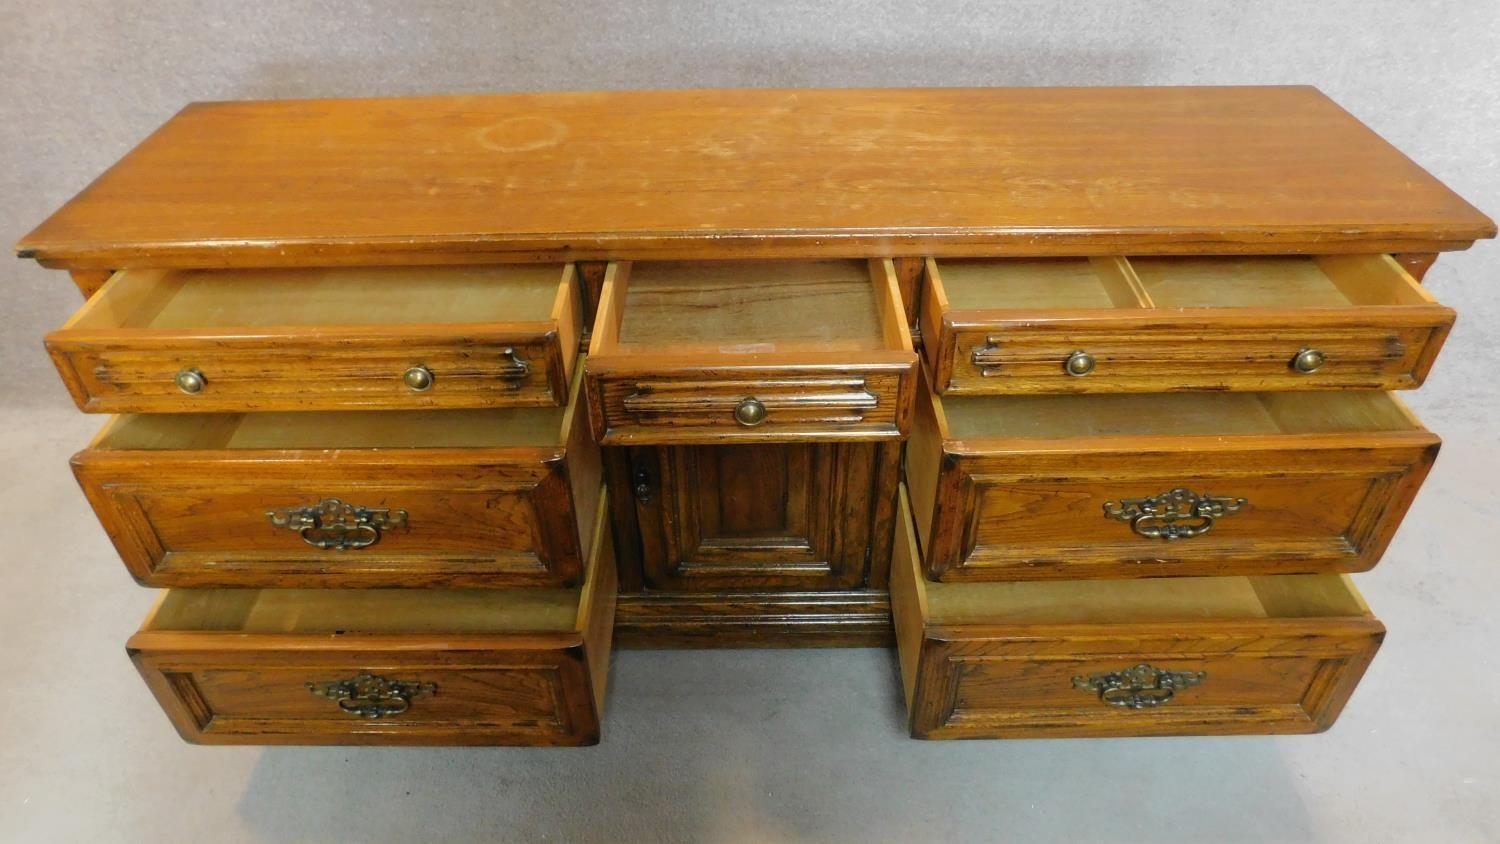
[497,347,530,387]
[266,498,408,550]
[734,397,768,426]
[622,378,877,426]
[1103,487,1246,540]
[174,368,206,395]
[1291,347,1326,373]
[307,673,435,719]
[403,365,434,391]
[1073,663,1205,709]
[971,336,1004,375]
[1064,350,1096,377]
[631,452,657,503]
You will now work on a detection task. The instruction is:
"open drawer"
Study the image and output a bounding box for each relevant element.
[585,259,918,444]
[47,264,582,412]
[72,362,599,589]
[891,486,1383,739]
[920,255,1454,394]
[128,487,615,746]
[906,375,1439,581]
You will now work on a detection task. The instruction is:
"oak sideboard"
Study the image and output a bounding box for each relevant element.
[18,86,1492,744]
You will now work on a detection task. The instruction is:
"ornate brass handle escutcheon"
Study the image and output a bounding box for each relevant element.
[307,673,436,719]
[1073,663,1206,709]
[1103,487,1247,540]
[266,498,408,550]
[496,347,530,387]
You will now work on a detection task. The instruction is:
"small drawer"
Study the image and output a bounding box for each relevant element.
[585,260,918,444]
[72,362,599,588]
[128,488,615,746]
[906,375,1439,581]
[891,486,1384,739]
[920,254,1454,394]
[46,264,582,412]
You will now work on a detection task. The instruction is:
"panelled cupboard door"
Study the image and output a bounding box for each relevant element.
[921,255,1454,394]
[72,363,600,589]
[906,378,1440,581]
[890,486,1384,739]
[46,263,582,413]
[586,259,918,444]
[627,441,890,591]
[127,488,616,746]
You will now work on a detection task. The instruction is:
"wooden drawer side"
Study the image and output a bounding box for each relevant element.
[911,621,1384,739]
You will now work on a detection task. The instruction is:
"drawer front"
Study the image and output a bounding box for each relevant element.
[50,334,571,413]
[588,364,916,444]
[922,254,1455,395]
[939,317,1450,394]
[919,440,1438,581]
[74,448,599,589]
[131,650,600,745]
[907,625,1382,739]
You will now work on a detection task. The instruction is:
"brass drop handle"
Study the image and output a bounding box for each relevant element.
[403,365,434,391]
[307,673,436,719]
[266,498,408,550]
[1291,347,1326,373]
[1064,350,1096,377]
[1103,487,1247,540]
[175,368,206,395]
[734,397,768,426]
[1073,663,1206,709]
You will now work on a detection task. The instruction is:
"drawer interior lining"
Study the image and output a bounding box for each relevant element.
[614,260,888,351]
[924,574,1366,626]
[74,264,567,330]
[145,587,581,634]
[939,257,1146,311]
[94,407,567,450]
[1131,256,1355,308]
[940,391,1420,440]
[935,254,1425,312]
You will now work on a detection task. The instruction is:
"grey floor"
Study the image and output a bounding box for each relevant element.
[0,401,1497,843]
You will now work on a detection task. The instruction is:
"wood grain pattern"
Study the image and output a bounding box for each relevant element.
[627,442,884,591]
[17,87,1493,269]
[587,259,917,443]
[47,264,581,413]
[890,485,1384,739]
[926,254,1455,394]
[73,367,599,588]
[613,590,893,648]
[127,487,616,746]
[907,382,1440,580]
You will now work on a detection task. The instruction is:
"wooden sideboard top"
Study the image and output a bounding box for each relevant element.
[17,86,1494,269]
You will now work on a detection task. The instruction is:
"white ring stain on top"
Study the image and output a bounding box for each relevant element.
[475,116,570,153]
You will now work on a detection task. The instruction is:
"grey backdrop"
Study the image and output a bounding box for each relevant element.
[2,2,1498,842]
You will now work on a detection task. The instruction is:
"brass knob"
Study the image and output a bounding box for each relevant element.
[403,366,434,391]
[1064,350,1096,377]
[1291,348,1326,374]
[734,397,767,427]
[174,368,206,395]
